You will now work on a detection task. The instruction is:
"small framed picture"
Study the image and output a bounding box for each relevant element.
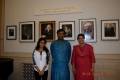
[101,19,119,40]
[19,21,35,42]
[39,21,55,41]
[59,21,75,40]
[6,25,17,40]
[79,18,96,42]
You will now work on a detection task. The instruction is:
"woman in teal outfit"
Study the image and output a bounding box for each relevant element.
[50,29,71,80]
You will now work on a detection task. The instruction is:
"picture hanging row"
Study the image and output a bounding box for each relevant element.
[6,19,119,43]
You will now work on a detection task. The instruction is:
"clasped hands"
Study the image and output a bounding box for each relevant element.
[38,69,44,76]
[33,65,45,76]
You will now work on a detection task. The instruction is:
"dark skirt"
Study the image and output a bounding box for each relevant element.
[34,70,48,80]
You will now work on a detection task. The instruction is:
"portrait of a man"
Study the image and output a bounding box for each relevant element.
[40,21,55,41]
[81,21,94,40]
[42,24,53,39]
[6,25,16,40]
[101,19,119,40]
[104,23,116,37]
[59,21,75,40]
[9,29,14,36]
[19,21,35,42]
[21,24,32,40]
[79,19,96,42]
[62,24,72,37]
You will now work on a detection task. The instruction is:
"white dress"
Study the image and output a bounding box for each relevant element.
[33,50,48,71]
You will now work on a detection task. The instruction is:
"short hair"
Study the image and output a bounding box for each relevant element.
[57,29,65,34]
[77,33,85,40]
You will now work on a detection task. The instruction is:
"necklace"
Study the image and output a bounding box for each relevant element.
[78,44,86,57]
[40,51,42,60]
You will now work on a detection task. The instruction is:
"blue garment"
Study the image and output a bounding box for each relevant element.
[50,40,71,80]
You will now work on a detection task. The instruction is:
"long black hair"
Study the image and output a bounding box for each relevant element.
[34,38,49,64]
[35,38,49,53]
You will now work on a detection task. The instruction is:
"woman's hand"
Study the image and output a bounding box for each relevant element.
[39,65,47,76]
[72,65,76,74]
[38,70,44,76]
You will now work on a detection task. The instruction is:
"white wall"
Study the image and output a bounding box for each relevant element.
[4,0,120,54]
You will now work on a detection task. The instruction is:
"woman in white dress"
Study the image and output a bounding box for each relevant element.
[32,38,50,80]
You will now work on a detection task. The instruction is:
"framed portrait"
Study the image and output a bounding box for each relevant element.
[19,21,35,42]
[59,21,75,40]
[79,18,96,42]
[101,19,119,40]
[39,21,55,41]
[6,25,17,40]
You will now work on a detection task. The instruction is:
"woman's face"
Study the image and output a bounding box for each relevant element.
[39,40,46,48]
[78,36,85,45]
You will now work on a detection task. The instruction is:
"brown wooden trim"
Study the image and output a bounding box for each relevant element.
[0,0,5,56]
[2,52,120,60]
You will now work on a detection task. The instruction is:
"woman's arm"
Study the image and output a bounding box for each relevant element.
[42,64,47,71]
